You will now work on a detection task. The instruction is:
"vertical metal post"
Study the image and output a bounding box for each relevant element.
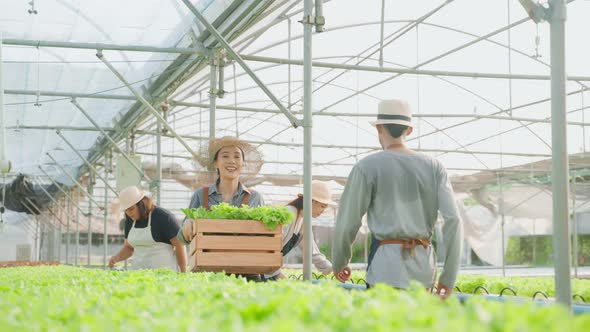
[156,114,162,205]
[87,178,93,266]
[549,0,572,308]
[218,57,225,98]
[57,200,62,263]
[302,0,314,281]
[287,18,292,108]
[34,216,39,261]
[498,172,506,276]
[209,60,217,140]
[75,187,80,266]
[103,155,109,269]
[314,0,325,33]
[378,0,385,67]
[572,178,578,278]
[66,193,71,264]
[533,219,537,266]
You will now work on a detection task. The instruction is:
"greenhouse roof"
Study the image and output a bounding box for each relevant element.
[1,0,589,213]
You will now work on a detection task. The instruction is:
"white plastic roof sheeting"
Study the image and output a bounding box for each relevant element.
[0,0,589,220]
[1,0,222,182]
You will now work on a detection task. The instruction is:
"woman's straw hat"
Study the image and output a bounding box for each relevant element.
[194,136,264,177]
[119,186,146,211]
[311,180,335,205]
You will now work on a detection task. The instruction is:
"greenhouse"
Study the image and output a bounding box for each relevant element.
[1,0,590,330]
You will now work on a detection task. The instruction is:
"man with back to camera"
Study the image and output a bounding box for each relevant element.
[331,99,462,299]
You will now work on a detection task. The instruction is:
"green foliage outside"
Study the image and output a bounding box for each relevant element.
[319,240,367,264]
[505,235,590,266]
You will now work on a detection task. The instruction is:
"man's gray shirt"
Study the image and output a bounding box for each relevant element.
[332,150,462,289]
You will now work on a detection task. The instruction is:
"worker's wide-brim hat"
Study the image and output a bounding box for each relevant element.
[370,99,413,127]
[311,180,335,205]
[119,186,146,211]
[193,136,264,177]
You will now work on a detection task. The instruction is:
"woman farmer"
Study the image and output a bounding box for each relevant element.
[177,137,265,277]
[264,180,334,280]
[109,186,187,272]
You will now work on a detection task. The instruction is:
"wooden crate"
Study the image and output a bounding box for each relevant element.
[189,219,282,274]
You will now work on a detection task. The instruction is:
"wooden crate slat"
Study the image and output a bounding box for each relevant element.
[196,251,281,268]
[195,219,281,234]
[195,234,281,250]
[193,265,279,274]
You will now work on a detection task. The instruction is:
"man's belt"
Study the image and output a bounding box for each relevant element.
[379,238,430,258]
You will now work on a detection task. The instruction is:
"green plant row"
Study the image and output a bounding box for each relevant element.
[181,203,294,230]
[0,266,588,331]
[282,269,590,302]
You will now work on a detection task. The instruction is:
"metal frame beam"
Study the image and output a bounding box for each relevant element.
[44,153,104,209]
[97,52,199,159]
[29,186,66,228]
[12,124,554,158]
[38,166,92,218]
[56,130,118,195]
[240,54,590,82]
[72,98,150,182]
[181,0,301,128]
[3,38,205,54]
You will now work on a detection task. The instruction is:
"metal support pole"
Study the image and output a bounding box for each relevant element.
[56,130,118,195]
[3,38,205,54]
[287,18,292,108]
[75,187,80,266]
[302,0,313,282]
[44,153,104,209]
[34,215,39,261]
[156,117,162,205]
[572,178,578,278]
[549,0,572,308]
[87,178,93,266]
[66,193,71,264]
[218,56,225,99]
[209,60,217,140]
[96,53,200,158]
[315,0,325,33]
[103,155,109,269]
[180,0,300,128]
[498,172,506,276]
[533,219,537,266]
[71,99,149,182]
[378,0,385,67]
[57,201,62,263]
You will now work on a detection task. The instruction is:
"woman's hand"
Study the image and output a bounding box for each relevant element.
[108,255,118,268]
[181,219,197,242]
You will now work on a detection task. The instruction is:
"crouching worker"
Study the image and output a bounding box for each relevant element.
[264,180,334,281]
[109,186,187,272]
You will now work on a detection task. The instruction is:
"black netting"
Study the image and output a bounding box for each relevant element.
[0,174,61,214]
